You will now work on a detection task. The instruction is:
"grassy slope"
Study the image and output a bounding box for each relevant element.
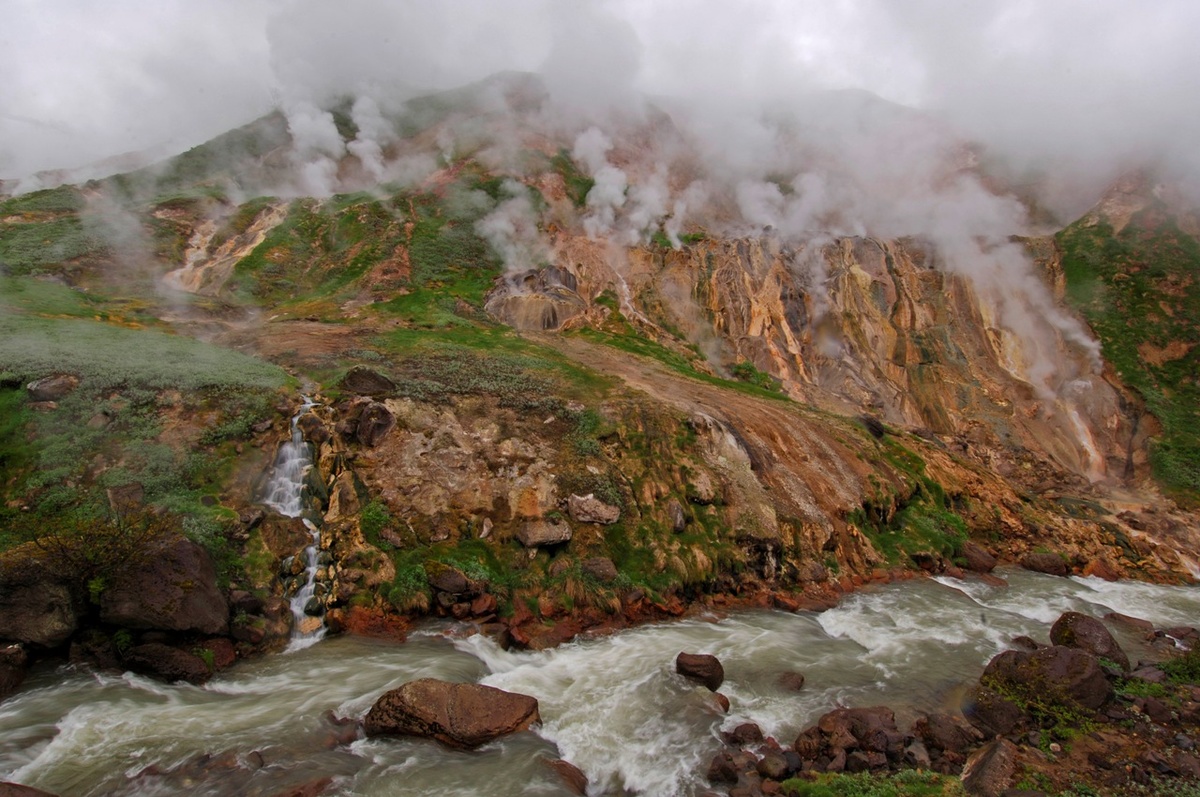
[1058,210,1200,500]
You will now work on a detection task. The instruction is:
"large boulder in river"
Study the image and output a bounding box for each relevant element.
[0,561,77,648]
[340,366,395,396]
[1050,611,1130,672]
[676,652,725,691]
[122,643,212,685]
[967,646,1111,736]
[363,679,540,749]
[961,541,997,573]
[100,537,228,635]
[1021,552,1069,577]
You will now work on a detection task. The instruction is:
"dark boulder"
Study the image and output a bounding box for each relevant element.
[1049,611,1130,671]
[1021,552,1068,577]
[913,712,982,754]
[356,402,396,448]
[340,366,395,396]
[777,671,806,691]
[816,707,903,755]
[26,374,79,402]
[706,748,756,784]
[961,737,1018,797]
[515,519,572,548]
[676,652,725,691]
[0,645,27,701]
[961,541,998,573]
[123,643,212,685]
[668,499,688,533]
[100,537,228,635]
[363,679,540,749]
[724,722,763,746]
[0,561,76,648]
[967,646,1111,736]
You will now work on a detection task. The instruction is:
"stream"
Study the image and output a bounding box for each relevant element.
[2,570,1198,796]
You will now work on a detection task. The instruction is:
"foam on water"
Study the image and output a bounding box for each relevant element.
[2,574,1198,796]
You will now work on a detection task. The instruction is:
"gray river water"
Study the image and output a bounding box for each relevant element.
[2,570,1198,796]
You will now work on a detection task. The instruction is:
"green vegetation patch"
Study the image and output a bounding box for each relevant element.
[781,769,963,797]
[0,186,86,215]
[0,215,106,275]
[550,149,595,208]
[1058,214,1200,499]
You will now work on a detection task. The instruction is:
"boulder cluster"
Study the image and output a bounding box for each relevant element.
[700,610,1200,796]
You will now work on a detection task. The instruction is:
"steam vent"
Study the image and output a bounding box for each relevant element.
[3,3,1200,796]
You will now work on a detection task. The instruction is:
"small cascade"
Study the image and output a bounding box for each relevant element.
[260,397,327,650]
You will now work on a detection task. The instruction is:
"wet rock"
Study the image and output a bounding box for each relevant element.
[123,643,212,685]
[567,493,620,525]
[757,751,789,780]
[725,723,764,746]
[356,402,396,448]
[0,645,27,701]
[961,737,1018,797]
[546,759,588,796]
[267,777,334,797]
[962,541,998,573]
[904,740,932,769]
[363,678,540,749]
[340,366,395,396]
[676,652,725,691]
[580,557,619,583]
[100,537,228,635]
[259,516,311,557]
[0,783,60,796]
[707,749,756,784]
[68,629,121,671]
[777,671,806,691]
[427,565,478,598]
[229,590,265,617]
[303,597,324,616]
[0,560,76,648]
[714,693,731,712]
[26,374,79,402]
[1050,611,1130,671]
[515,519,572,548]
[668,499,688,532]
[1021,552,1069,577]
[816,707,903,755]
[1104,612,1154,633]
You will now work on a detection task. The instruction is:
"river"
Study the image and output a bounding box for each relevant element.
[2,570,1198,796]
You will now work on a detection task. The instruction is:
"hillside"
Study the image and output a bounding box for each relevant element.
[1,74,1198,670]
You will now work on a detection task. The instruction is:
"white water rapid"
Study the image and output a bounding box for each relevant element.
[261,397,326,650]
[2,571,1198,796]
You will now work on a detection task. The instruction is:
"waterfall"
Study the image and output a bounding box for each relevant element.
[260,397,327,650]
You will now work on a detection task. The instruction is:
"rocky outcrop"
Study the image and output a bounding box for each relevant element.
[1050,611,1130,672]
[676,652,724,691]
[355,402,396,447]
[100,537,228,635]
[961,541,997,573]
[960,737,1018,797]
[0,562,76,648]
[363,679,540,749]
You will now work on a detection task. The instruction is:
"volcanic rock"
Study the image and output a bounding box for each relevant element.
[1050,611,1130,672]
[567,493,620,525]
[340,366,395,396]
[515,519,572,548]
[546,759,588,796]
[26,374,79,402]
[362,678,540,749]
[122,643,212,684]
[1021,552,1069,577]
[356,402,396,447]
[961,541,998,573]
[0,561,76,648]
[100,537,229,635]
[668,499,688,532]
[676,652,725,691]
[961,737,1018,797]
[580,556,619,583]
[0,645,27,701]
[968,646,1112,736]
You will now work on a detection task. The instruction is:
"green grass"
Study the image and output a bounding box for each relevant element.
[781,770,963,797]
[550,149,595,208]
[0,186,86,215]
[1058,214,1200,500]
[0,275,104,317]
[0,216,105,275]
